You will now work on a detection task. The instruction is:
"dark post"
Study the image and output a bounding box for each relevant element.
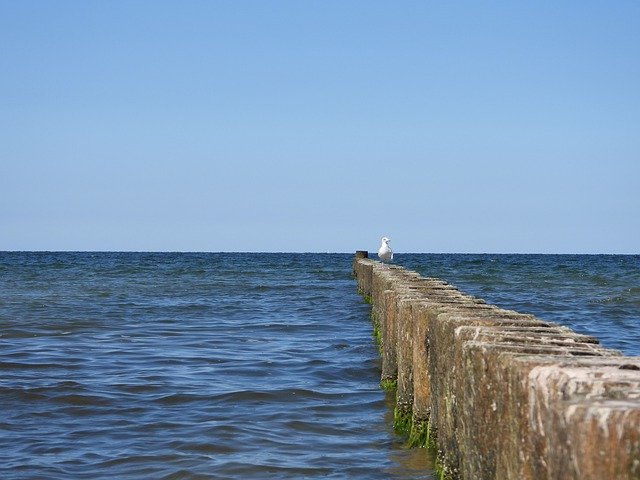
[353,250,368,275]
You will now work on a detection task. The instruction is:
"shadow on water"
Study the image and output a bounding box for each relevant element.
[381,389,437,479]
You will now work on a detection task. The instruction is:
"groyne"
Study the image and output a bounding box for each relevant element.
[353,251,640,480]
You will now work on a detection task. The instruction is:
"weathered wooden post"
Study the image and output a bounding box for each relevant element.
[353,250,368,275]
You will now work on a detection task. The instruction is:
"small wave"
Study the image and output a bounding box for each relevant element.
[208,388,349,405]
[208,461,333,479]
[591,295,626,305]
[0,360,81,370]
[51,393,115,408]
[95,454,180,470]
[175,441,235,455]
[590,287,640,305]
[0,386,48,403]
[160,469,214,480]
[153,393,213,405]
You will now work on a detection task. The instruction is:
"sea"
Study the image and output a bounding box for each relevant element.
[1,252,638,479]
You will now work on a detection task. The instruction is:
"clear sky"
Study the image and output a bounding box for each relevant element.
[1,1,638,253]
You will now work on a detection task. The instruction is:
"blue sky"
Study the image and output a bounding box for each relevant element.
[1,1,638,253]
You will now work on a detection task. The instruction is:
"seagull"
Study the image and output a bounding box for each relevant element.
[378,237,393,262]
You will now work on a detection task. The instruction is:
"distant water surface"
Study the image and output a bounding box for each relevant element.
[0,252,434,479]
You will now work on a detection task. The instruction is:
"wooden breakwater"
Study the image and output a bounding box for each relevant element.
[353,251,640,480]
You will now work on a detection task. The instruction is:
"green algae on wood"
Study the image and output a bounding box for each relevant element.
[393,404,413,434]
[380,378,397,391]
[407,417,431,448]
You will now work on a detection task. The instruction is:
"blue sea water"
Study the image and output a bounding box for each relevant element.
[1,252,638,479]
[0,252,433,480]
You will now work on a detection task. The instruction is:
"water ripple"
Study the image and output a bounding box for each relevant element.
[0,252,432,479]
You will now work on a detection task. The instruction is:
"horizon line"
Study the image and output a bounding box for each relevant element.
[1,250,638,256]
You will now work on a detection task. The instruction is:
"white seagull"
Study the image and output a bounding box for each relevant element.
[378,237,393,262]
